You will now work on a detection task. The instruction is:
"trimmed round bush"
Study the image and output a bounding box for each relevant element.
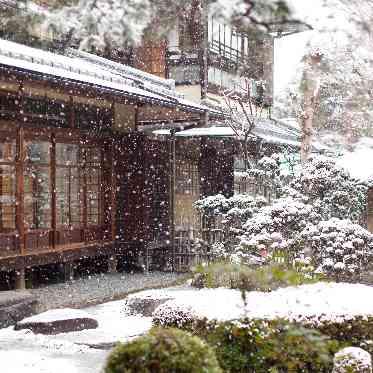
[104,327,222,373]
[333,347,372,373]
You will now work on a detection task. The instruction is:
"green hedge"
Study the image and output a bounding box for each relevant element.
[161,318,341,373]
[104,327,222,373]
[192,262,321,292]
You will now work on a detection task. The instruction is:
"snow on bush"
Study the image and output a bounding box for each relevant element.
[287,155,368,223]
[45,0,152,50]
[194,193,267,220]
[333,347,372,373]
[210,157,371,277]
[195,156,372,279]
[152,301,198,329]
[238,197,320,259]
[300,218,373,279]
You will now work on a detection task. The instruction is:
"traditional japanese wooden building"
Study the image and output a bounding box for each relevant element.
[0,38,234,289]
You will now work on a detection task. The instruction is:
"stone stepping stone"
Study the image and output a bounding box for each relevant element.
[15,308,98,335]
[125,296,173,317]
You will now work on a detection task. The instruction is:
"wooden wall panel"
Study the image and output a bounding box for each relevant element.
[138,105,200,124]
[134,41,167,78]
[200,139,234,198]
[143,138,170,243]
[114,134,148,246]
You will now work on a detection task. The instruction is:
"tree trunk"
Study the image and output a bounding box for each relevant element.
[299,55,322,164]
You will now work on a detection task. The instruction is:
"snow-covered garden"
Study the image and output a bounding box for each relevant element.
[3,280,373,372]
[1,0,373,372]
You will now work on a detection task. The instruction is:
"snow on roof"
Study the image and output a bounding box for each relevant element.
[175,126,236,137]
[68,49,176,93]
[0,38,214,115]
[153,121,302,147]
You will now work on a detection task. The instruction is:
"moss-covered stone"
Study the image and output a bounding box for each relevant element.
[104,327,222,373]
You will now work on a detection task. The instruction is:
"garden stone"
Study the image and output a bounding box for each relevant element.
[15,308,98,334]
[125,296,172,316]
[0,291,38,328]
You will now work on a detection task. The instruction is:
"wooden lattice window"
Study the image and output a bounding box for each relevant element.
[85,147,101,226]
[56,143,83,227]
[0,136,16,231]
[175,157,201,235]
[24,141,51,230]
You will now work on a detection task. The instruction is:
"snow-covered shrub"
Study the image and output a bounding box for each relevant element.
[300,218,373,280]
[197,156,371,278]
[194,193,267,261]
[104,327,222,373]
[288,155,368,223]
[238,197,320,262]
[191,262,319,291]
[333,347,372,373]
[194,193,267,222]
[152,301,198,329]
[166,318,339,373]
[236,157,371,274]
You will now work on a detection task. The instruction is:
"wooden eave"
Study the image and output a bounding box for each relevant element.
[0,63,210,118]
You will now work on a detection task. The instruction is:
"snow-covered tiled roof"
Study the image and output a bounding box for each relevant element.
[152,120,302,148]
[0,38,217,115]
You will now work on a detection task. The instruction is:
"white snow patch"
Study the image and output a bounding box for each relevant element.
[336,137,373,181]
[153,282,373,325]
[18,308,94,324]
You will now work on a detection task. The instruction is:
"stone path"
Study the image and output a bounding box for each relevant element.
[28,271,188,312]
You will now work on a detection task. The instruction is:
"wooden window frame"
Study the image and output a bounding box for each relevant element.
[0,132,17,234]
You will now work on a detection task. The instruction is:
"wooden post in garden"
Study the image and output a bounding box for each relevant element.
[15,268,26,290]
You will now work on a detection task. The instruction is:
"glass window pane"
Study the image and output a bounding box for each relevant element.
[56,168,69,227]
[56,143,79,166]
[86,164,100,226]
[56,167,82,227]
[24,166,51,229]
[25,141,50,164]
[0,140,16,162]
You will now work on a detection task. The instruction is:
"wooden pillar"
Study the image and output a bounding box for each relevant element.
[110,139,116,241]
[50,135,56,249]
[16,127,25,255]
[200,0,209,103]
[169,129,176,272]
[16,82,26,255]
[69,96,75,128]
[107,256,118,273]
[62,262,75,282]
[82,138,88,240]
[15,268,26,290]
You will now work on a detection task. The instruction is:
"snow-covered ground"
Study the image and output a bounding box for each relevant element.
[153,282,373,325]
[335,137,373,181]
[3,282,373,372]
[0,297,152,373]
